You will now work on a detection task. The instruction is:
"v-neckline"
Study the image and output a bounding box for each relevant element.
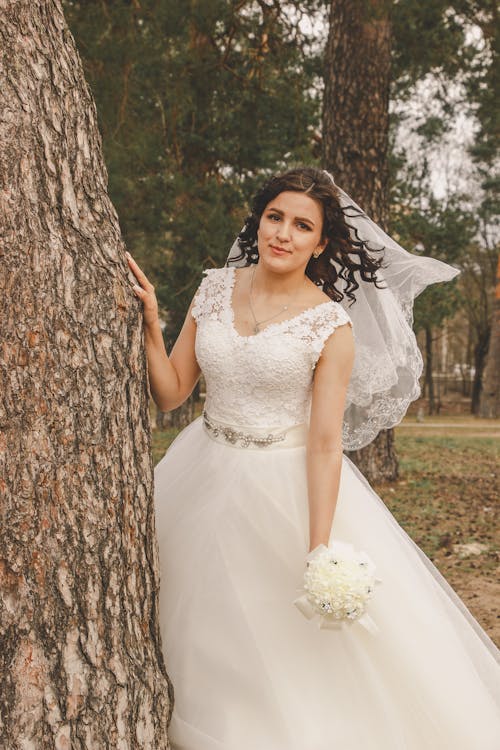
[226,266,336,340]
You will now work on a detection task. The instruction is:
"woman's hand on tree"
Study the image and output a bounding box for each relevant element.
[126,251,159,327]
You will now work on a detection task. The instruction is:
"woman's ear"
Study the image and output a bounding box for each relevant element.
[314,237,328,258]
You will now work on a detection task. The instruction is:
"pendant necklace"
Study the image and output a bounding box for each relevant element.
[248,264,305,334]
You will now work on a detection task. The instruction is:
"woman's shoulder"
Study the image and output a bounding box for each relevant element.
[191,266,233,321]
[304,299,354,366]
[203,265,236,291]
[197,265,233,288]
[298,285,353,354]
[302,282,352,327]
[202,265,232,276]
[304,299,353,336]
[322,303,353,345]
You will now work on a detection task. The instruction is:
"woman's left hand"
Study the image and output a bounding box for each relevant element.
[126,251,160,327]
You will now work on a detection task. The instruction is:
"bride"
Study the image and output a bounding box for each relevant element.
[127,167,500,749]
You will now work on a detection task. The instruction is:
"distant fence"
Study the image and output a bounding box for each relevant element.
[426,371,475,398]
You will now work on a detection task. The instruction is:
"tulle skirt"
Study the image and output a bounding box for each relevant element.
[154,415,500,750]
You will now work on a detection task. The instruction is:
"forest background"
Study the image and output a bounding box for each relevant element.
[62,0,499,638]
[63,0,499,419]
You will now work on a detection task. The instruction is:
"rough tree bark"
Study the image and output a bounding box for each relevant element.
[0,1,172,747]
[479,253,500,417]
[322,0,398,481]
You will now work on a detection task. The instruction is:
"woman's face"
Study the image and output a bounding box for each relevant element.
[257,190,326,273]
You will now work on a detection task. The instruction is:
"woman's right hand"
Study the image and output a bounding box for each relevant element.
[126,251,160,327]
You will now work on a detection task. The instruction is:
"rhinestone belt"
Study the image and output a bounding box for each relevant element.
[202,411,308,450]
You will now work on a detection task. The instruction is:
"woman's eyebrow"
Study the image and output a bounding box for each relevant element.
[266,206,315,226]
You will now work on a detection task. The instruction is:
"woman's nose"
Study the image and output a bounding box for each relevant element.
[276,223,292,241]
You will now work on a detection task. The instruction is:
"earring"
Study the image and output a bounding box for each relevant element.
[313,250,321,258]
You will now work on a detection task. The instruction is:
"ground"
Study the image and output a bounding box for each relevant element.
[152,407,500,648]
[372,415,499,648]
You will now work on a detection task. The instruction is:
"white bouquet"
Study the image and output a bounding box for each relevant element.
[293,540,382,635]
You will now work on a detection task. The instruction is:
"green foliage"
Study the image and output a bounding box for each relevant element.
[391,0,499,191]
[461,1,499,166]
[391,195,472,330]
[64,0,321,338]
[391,0,480,96]
[63,0,497,348]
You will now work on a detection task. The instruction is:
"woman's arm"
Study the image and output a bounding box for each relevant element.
[127,253,201,412]
[306,322,355,553]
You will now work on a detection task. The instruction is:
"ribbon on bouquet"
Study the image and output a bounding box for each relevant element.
[293,540,382,636]
[293,593,381,635]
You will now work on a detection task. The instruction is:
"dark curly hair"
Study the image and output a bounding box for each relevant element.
[226,166,388,305]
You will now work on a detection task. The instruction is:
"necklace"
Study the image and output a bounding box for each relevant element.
[248,265,305,334]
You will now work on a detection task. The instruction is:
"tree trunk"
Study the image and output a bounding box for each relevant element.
[322,0,397,481]
[471,329,490,415]
[0,2,172,746]
[156,394,197,431]
[479,253,500,417]
[425,326,436,415]
[346,427,398,484]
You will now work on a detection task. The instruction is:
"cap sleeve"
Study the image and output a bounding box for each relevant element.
[191,268,229,323]
[307,302,354,367]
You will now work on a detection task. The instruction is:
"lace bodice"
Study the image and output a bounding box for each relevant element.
[191,267,353,429]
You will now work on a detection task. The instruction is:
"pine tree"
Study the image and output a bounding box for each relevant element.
[322,0,395,482]
[0,2,171,744]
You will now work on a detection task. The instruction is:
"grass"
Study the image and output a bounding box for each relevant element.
[373,432,498,555]
[152,427,180,466]
[372,428,499,644]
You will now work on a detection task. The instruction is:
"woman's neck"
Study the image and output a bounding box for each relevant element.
[251,262,307,299]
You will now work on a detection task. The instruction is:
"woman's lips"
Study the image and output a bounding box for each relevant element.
[270,245,290,255]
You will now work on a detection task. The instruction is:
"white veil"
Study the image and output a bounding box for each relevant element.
[225,172,461,450]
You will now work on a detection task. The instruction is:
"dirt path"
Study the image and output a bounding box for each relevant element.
[400,422,499,429]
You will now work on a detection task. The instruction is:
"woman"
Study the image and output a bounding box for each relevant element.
[128,167,500,749]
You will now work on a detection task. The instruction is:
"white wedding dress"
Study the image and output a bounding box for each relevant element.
[154,266,500,750]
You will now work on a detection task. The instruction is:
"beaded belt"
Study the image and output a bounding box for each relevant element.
[202,411,308,450]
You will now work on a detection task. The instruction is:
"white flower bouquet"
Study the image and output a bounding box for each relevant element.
[293,540,382,635]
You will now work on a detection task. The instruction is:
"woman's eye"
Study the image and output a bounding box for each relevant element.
[297,222,311,231]
[268,213,280,221]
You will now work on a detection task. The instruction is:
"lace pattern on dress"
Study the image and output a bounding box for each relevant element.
[192,266,353,364]
[225,266,352,361]
[190,267,353,431]
[191,268,228,324]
